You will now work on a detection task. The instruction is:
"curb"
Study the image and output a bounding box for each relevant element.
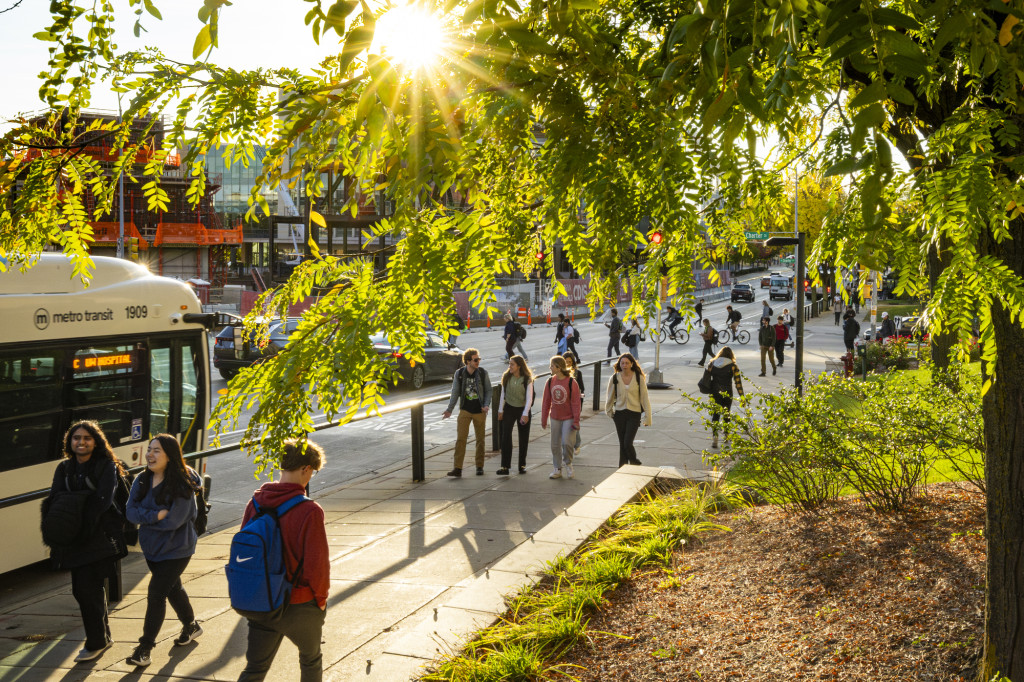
[377,465,722,680]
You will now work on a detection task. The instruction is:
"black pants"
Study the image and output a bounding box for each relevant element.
[711,393,733,437]
[565,340,580,363]
[71,557,116,650]
[239,601,326,682]
[775,339,785,365]
[612,409,642,466]
[700,340,713,364]
[834,310,842,325]
[141,556,195,647]
[504,336,516,359]
[607,336,620,359]
[499,405,531,469]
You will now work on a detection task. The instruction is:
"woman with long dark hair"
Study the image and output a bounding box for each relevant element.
[604,353,652,466]
[703,346,745,448]
[125,434,202,667]
[496,355,535,475]
[42,420,127,663]
[562,352,585,456]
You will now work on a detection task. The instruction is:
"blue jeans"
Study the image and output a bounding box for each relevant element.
[549,418,576,469]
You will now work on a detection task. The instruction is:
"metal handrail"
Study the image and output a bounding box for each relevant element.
[0,358,613,510]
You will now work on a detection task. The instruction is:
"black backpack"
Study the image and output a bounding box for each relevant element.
[41,489,91,548]
[515,323,527,340]
[572,327,581,344]
[191,468,212,536]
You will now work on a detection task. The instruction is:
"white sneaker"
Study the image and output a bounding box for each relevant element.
[564,463,574,479]
[548,469,562,479]
[74,640,112,663]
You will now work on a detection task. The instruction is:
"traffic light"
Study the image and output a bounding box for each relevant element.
[649,229,663,246]
[534,249,546,273]
[129,237,139,262]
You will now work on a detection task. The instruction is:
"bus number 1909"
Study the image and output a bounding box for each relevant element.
[125,305,148,319]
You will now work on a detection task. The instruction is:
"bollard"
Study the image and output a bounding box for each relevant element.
[491,405,501,452]
[528,310,532,325]
[487,316,491,329]
[592,362,602,411]
[411,404,425,481]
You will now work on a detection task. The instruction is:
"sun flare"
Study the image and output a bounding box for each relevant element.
[373,4,446,71]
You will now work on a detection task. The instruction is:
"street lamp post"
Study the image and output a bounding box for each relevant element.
[767,234,805,395]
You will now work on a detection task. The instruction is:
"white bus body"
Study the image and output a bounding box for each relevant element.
[0,255,211,574]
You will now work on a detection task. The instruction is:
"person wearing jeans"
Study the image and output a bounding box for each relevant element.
[497,356,534,475]
[605,353,653,467]
[758,317,777,377]
[442,348,492,477]
[540,356,581,479]
[125,434,203,668]
[773,316,789,367]
[604,308,622,362]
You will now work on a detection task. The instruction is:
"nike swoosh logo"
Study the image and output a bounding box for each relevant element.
[235,556,253,563]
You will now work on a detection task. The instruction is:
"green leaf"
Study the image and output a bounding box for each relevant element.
[886,81,917,106]
[823,13,868,48]
[310,210,326,228]
[325,1,356,27]
[193,24,212,59]
[871,8,920,31]
[826,35,873,63]
[848,79,886,109]
[143,0,163,20]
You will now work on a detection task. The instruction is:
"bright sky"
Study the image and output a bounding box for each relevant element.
[0,0,348,119]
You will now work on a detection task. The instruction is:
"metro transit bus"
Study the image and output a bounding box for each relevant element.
[0,254,213,574]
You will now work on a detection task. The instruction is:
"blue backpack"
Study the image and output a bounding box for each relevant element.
[225,494,309,619]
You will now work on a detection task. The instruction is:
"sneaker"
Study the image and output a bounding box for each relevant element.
[772,367,777,376]
[74,641,112,663]
[446,468,462,478]
[711,438,719,449]
[564,463,574,479]
[476,467,485,476]
[574,447,581,457]
[127,645,151,667]
[518,466,527,474]
[629,459,643,466]
[697,361,705,367]
[758,372,766,377]
[496,468,510,476]
[174,621,203,646]
[549,469,562,479]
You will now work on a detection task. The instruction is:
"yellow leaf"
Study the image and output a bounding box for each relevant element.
[310,210,326,228]
[1000,15,1019,46]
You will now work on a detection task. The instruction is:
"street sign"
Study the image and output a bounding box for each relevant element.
[744,231,769,240]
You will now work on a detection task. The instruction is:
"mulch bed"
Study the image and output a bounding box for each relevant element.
[562,483,986,681]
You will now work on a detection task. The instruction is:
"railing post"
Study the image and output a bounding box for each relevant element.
[491,400,501,451]
[593,361,602,411]
[411,404,425,482]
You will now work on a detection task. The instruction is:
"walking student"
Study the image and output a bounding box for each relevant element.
[624,317,643,359]
[238,440,329,682]
[442,348,492,477]
[497,355,534,475]
[782,308,795,346]
[125,434,203,667]
[604,307,622,361]
[843,310,861,353]
[605,353,652,467]
[564,318,580,363]
[41,420,127,663]
[555,313,568,355]
[563,352,585,456]
[703,346,745,449]
[540,355,581,480]
[834,293,842,325]
[758,317,777,376]
[698,319,716,367]
[773,315,789,366]
[501,313,517,361]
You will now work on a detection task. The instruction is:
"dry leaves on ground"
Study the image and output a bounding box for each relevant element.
[562,483,986,681]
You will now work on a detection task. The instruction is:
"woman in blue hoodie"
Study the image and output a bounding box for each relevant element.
[125,434,202,667]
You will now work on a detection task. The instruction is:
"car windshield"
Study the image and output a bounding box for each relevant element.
[370,333,391,346]
[735,284,751,290]
[770,278,788,286]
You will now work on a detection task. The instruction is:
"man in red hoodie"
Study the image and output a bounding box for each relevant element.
[238,440,329,682]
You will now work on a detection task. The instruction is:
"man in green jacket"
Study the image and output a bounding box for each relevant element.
[758,317,777,377]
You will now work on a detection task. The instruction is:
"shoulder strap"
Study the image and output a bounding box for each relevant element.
[276,494,310,516]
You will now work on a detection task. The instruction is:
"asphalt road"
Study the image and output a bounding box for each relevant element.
[198,271,796,531]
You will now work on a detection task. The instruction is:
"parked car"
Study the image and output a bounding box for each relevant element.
[213,317,301,380]
[731,283,755,302]
[371,331,464,389]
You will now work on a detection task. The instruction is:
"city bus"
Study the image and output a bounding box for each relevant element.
[0,254,215,574]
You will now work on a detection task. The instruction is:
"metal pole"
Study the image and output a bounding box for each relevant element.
[117,97,125,259]
[411,404,425,481]
[491,404,501,452]
[593,362,602,411]
[795,232,805,396]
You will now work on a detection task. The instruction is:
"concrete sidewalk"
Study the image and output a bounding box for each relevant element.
[0,313,843,682]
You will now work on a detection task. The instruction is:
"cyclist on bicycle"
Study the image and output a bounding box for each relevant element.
[724,305,742,341]
[666,305,683,336]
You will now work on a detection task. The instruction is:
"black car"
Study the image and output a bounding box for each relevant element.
[213,317,301,380]
[731,283,755,302]
[371,331,463,389]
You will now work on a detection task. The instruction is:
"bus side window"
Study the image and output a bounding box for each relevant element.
[179,343,201,454]
[150,346,172,436]
[0,350,63,471]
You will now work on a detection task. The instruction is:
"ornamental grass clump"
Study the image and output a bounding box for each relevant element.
[421,481,743,681]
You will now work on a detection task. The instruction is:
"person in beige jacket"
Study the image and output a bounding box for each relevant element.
[604,353,653,467]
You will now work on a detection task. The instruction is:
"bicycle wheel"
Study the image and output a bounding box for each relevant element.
[674,328,689,344]
[656,327,667,343]
[737,329,751,344]
[717,329,731,344]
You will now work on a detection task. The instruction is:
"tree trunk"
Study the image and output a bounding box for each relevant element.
[979,224,1024,681]
[928,238,955,369]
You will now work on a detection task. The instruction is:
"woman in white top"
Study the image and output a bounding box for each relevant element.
[496,355,535,475]
[604,353,653,467]
[624,318,643,359]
